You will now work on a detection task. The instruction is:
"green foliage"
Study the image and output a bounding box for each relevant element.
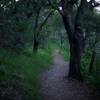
[60,47,70,61]
[0,0,35,53]
[0,0,100,94]
[0,48,53,100]
[81,50,91,73]
[81,49,100,89]
[47,43,70,61]
[86,74,100,89]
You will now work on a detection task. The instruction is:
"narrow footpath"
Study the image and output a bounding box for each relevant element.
[40,50,100,100]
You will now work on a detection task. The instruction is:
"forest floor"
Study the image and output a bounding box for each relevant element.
[40,50,100,100]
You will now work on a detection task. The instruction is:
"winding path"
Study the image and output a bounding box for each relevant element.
[40,50,100,100]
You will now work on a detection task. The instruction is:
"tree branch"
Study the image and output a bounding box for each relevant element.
[61,0,75,40]
[34,7,41,30]
[47,0,63,15]
[74,0,87,28]
[37,10,53,35]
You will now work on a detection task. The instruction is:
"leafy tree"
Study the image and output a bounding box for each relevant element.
[47,0,100,80]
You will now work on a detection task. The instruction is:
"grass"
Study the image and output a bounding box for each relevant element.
[1,43,99,99]
[0,47,53,100]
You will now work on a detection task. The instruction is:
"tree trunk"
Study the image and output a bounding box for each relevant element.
[60,35,63,48]
[68,23,85,80]
[89,31,98,73]
[32,7,41,52]
[33,10,53,52]
[33,37,39,52]
[89,48,95,73]
[60,0,87,80]
[62,14,84,80]
[68,37,83,80]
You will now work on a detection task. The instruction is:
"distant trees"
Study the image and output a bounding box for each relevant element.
[80,1,100,73]
[19,0,53,52]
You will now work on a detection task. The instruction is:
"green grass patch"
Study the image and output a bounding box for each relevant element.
[0,48,53,100]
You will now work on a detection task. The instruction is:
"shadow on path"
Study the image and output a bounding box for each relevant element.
[40,50,100,100]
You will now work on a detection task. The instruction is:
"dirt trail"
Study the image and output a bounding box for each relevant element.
[40,50,100,100]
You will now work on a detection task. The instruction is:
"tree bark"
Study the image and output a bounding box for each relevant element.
[89,50,95,73]
[62,15,84,80]
[33,10,53,52]
[33,37,39,52]
[89,30,98,73]
[69,43,82,80]
[60,0,87,80]
[33,7,41,52]
[68,27,84,80]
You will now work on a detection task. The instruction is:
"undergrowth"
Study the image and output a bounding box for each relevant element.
[0,47,53,100]
[81,50,100,90]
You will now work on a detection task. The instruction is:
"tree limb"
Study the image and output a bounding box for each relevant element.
[47,0,63,15]
[34,7,41,29]
[37,10,54,35]
[74,0,87,28]
[61,0,74,40]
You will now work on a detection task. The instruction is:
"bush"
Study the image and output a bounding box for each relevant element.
[0,48,53,100]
